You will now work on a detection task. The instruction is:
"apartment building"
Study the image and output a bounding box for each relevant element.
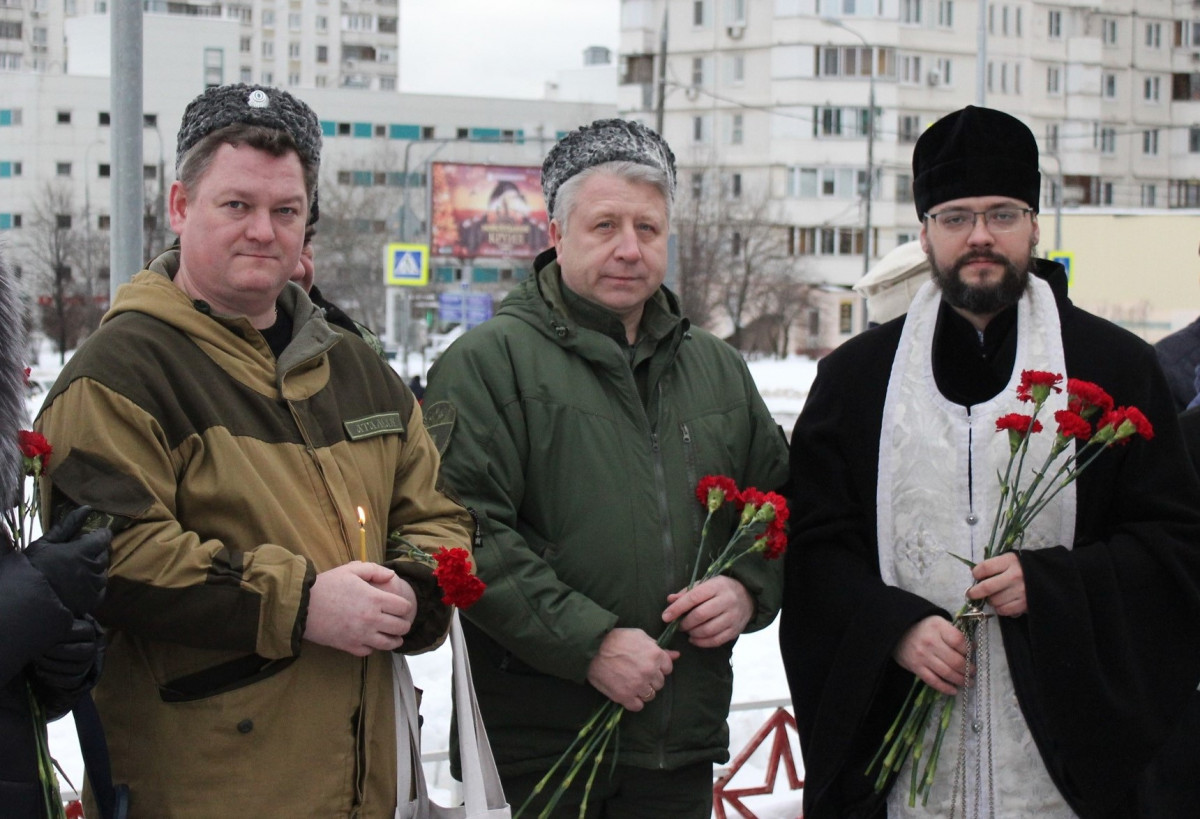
[0,0,400,90]
[618,0,1200,349]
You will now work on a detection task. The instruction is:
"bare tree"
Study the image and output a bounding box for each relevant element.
[674,181,813,355]
[20,182,108,363]
[309,177,401,335]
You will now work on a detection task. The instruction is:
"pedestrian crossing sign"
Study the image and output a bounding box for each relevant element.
[1047,250,1074,286]
[384,243,429,287]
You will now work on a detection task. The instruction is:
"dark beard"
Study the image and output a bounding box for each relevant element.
[930,249,1031,315]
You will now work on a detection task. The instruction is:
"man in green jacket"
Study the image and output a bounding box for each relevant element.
[425,119,789,817]
[36,84,473,817]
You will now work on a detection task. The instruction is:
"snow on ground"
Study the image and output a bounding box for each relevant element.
[43,349,820,815]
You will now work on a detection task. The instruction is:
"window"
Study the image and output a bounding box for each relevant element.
[1048,10,1061,38]
[1146,22,1161,49]
[1099,126,1116,154]
[317,45,328,63]
[896,172,913,203]
[730,172,742,198]
[1102,72,1116,99]
[1099,181,1113,205]
[288,42,301,59]
[727,0,746,24]
[937,0,952,28]
[1190,126,1200,153]
[316,15,327,31]
[1102,18,1117,46]
[787,166,863,199]
[99,163,110,177]
[900,0,921,25]
[143,164,157,180]
[261,71,273,85]
[1144,76,1161,102]
[98,214,110,230]
[900,54,922,85]
[56,110,70,124]
[839,303,853,334]
[816,107,843,136]
[728,54,745,84]
[380,76,396,90]
[899,114,922,143]
[934,57,952,86]
[1047,66,1061,95]
[693,0,708,26]
[56,214,71,229]
[1143,129,1159,155]
[691,172,703,199]
[1046,123,1059,153]
[240,36,251,54]
[692,114,711,143]
[262,40,274,58]
[143,114,157,128]
[1141,184,1157,207]
[288,12,301,30]
[1015,7,1022,36]
[730,113,744,145]
[241,67,253,83]
[0,161,21,177]
[55,162,70,176]
[1171,180,1200,207]
[288,73,301,86]
[691,56,707,87]
[262,10,275,26]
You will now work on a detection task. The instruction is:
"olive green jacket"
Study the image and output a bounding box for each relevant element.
[425,251,789,775]
[37,253,473,817]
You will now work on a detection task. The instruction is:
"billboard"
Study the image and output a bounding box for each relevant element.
[429,162,549,260]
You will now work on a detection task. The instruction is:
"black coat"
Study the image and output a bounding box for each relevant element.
[781,262,1200,818]
[0,543,76,817]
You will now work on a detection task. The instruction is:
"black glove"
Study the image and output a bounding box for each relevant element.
[31,615,103,693]
[25,505,112,617]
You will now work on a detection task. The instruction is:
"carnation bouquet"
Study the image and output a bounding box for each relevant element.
[514,476,788,819]
[4,429,83,819]
[866,371,1154,807]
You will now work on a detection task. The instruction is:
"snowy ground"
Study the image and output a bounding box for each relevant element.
[40,349,820,816]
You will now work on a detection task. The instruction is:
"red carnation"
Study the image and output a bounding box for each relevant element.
[1066,378,1114,418]
[695,475,740,512]
[995,414,1042,436]
[17,430,52,475]
[1123,407,1154,441]
[432,546,486,609]
[1053,409,1092,441]
[1017,370,1063,403]
[65,801,84,819]
[760,529,787,560]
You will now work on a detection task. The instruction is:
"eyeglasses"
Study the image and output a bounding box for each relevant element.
[923,207,1034,234]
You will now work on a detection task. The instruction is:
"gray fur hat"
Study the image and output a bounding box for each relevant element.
[175,84,322,172]
[541,119,676,216]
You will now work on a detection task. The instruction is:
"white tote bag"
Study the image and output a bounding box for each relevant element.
[393,609,511,819]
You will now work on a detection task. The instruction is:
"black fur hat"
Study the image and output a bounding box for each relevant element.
[175,84,322,173]
[912,106,1040,218]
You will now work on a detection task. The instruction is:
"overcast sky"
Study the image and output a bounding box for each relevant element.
[399,0,620,99]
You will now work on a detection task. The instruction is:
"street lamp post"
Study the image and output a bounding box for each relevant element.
[822,17,875,277]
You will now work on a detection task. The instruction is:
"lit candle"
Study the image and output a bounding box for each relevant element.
[357,506,367,562]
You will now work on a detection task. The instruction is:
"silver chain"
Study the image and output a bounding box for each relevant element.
[950,607,995,819]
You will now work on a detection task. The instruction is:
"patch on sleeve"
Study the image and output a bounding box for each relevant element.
[344,412,405,441]
[422,401,456,457]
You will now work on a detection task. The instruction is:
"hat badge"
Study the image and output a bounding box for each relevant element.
[247,89,270,109]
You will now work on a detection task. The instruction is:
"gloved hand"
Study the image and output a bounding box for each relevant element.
[31,615,104,694]
[30,616,104,718]
[24,505,112,616]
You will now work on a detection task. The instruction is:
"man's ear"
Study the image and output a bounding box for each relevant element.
[168,180,189,235]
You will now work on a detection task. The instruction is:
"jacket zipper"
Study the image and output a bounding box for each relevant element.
[648,382,675,769]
